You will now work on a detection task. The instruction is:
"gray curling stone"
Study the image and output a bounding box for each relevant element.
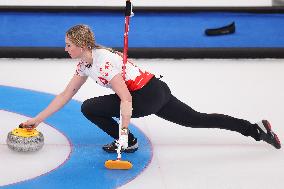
[6,126,44,152]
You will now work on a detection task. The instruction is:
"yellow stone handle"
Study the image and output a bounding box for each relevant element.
[11,125,39,137]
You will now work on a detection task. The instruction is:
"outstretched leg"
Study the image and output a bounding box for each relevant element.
[155,94,261,141]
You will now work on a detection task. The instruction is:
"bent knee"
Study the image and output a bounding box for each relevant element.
[81,98,95,116]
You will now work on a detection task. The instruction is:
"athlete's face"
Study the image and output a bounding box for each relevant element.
[65,36,82,59]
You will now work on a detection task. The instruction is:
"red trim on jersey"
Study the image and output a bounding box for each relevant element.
[125,72,154,91]
[108,50,155,91]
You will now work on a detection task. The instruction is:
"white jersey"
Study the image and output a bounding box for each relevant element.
[75,48,154,91]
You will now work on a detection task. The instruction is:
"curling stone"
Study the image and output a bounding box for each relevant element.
[6,126,44,152]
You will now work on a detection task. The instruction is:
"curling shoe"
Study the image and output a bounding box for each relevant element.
[257,120,281,149]
[102,138,138,153]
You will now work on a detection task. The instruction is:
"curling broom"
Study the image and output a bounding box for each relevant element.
[104,0,134,170]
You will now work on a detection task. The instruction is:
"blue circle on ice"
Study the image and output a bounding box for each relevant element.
[0,85,152,189]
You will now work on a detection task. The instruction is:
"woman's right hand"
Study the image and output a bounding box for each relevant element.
[20,118,40,130]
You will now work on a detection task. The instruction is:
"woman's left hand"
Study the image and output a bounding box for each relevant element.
[20,118,40,130]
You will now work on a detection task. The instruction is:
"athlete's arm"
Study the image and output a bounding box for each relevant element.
[22,75,88,128]
[110,73,132,130]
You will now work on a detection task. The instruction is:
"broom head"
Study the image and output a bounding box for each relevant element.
[105,159,133,170]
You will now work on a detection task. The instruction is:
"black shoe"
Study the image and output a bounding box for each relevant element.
[205,22,235,36]
[257,120,281,149]
[102,138,138,153]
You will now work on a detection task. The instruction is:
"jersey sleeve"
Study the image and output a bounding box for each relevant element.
[75,61,87,77]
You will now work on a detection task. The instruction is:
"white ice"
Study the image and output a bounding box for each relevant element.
[0,110,71,186]
[0,58,283,189]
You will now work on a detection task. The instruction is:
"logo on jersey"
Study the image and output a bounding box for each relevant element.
[75,61,86,76]
[98,77,109,85]
[99,62,113,77]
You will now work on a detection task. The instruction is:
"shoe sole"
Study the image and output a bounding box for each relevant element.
[263,120,281,149]
[103,147,138,153]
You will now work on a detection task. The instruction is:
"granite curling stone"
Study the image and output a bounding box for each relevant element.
[6,125,44,152]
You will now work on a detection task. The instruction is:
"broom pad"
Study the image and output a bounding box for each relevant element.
[105,160,132,170]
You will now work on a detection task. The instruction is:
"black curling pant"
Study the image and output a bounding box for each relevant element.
[81,77,261,143]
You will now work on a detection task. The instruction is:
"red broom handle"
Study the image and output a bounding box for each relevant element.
[122,0,133,80]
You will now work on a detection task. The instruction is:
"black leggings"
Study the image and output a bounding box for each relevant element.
[81,77,261,142]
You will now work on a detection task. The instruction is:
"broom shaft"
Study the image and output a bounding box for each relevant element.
[122,0,132,79]
[118,0,132,160]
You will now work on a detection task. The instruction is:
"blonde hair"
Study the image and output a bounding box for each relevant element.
[66,24,95,49]
[66,24,117,53]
